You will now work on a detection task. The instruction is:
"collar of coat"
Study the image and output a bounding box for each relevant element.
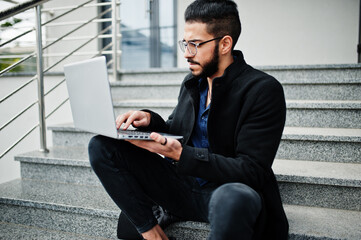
[184,50,248,90]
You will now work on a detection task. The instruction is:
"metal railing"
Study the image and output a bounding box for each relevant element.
[0,0,121,158]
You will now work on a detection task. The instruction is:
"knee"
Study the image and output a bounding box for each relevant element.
[209,183,261,219]
[88,135,110,170]
[88,135,104,151]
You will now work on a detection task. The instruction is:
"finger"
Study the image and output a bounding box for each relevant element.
[150,132,166,145]
[123,112,141,130]
[116,111,133,129]
[116,110,141,129]
[116,114,126,129]
[161,137,167,146]
[132,118,147,128]
[131,111,150,128]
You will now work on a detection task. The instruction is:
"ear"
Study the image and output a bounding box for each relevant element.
[219,35,233,55]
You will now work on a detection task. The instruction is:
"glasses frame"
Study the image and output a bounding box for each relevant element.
[178,36,224,56]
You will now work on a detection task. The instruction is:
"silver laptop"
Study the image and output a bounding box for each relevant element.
[63,56,182,140]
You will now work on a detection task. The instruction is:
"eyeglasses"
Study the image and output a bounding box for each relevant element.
[178,37,224,56]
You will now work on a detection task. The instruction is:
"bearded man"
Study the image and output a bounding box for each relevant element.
[88,0,289,239]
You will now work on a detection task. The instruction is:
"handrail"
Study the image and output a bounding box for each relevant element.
[1,6,113,102]
[0,0,121,158]
[40,0,94,26]
[0,39,116,158]
[0,0,102,82]
[45,18,113,27]
[43,25,112,73]
[0,0,49,21]
[3,1,20,5]
[46,34,121,42]
[43,7,112,51]
[0,0,94,48]
[42,50,121,57]
[1,5,112,89]
[41,2,111,12]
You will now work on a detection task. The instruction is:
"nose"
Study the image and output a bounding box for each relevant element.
[183,47,194,58]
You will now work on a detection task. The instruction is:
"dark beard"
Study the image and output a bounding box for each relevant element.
[191,43,219,78]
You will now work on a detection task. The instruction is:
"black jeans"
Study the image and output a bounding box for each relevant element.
[88,135,262,240]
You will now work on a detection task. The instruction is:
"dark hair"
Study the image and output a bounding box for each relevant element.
[184,0,241,49]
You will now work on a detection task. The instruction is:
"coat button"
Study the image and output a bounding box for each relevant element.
[198,154,205,158]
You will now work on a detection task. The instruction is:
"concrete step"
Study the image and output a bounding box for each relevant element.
[264,64,361,101]
[0,221,114,240]
[117,65,361,100]
[49,124,95,148]
[15,146,99,186]
[112,99,361,128]
[48,125,361,163]
[277,127,361,163]
[111,80,361,101]
[286,100,361,128]
[0,179,360,240]
[282,82,361,101]
[273,159,361,211]
[166,205,361,240]
[119,64,361,84]
[262,64,361,84]
[0,179,119,239]
[15,146,361,211]
[283,205,361,240]
[119,68,186,84]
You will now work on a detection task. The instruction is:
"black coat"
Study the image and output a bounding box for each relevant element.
[145,50,289,239]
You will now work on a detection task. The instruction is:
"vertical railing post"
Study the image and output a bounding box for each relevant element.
[149,0,161,67]
[112,0,119,81]
[35,4,48,153]
[173,0,177,67]
[357,1,361,63]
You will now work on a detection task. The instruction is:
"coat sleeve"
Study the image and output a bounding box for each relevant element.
[177,78,286,191]
[137,109,168,133]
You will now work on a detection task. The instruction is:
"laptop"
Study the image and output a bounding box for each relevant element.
[63,56,183,141]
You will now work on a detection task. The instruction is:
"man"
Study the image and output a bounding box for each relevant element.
[89,0,289,239]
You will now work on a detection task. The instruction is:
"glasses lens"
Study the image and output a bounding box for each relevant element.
[178,40,186,52]
[178,41,197,56]
[187,42,196,55]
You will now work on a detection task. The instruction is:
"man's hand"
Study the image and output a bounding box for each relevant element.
[116,110,151,130]
[126,132,183,161]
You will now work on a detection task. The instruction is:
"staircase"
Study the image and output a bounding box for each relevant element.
[0,64,360,239]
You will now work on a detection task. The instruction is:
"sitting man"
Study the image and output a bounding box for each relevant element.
[88,0,289,239]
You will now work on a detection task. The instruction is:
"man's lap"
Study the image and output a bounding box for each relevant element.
[89,135,262,227]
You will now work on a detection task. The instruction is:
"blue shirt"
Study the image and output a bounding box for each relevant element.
[191,79,210,186]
